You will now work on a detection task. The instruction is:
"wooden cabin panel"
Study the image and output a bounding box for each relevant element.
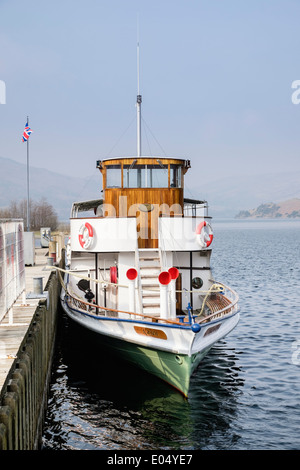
[104,188,183,214]
[103,188,184,248]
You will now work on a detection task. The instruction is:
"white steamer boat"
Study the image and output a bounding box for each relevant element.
[59,92,239,397]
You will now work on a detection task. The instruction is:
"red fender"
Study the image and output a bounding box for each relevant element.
[110,266,118,284]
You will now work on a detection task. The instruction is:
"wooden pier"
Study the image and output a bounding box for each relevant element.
[0,244,63,449]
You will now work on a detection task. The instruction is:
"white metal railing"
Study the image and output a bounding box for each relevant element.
[183,200,208,217]
[0,219,25,322]
[55,262,239,327]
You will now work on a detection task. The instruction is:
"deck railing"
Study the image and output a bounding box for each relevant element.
[54,265,239,327]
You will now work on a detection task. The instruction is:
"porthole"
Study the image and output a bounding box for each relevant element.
[192,277,203,289]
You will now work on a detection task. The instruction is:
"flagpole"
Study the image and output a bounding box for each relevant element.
[26,115,30,232]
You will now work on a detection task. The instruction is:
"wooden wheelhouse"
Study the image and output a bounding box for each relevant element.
[97,156,191,249]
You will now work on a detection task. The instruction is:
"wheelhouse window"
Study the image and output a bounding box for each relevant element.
[106,165,121,188]
[170,165,182,188]
[123,164,168,188]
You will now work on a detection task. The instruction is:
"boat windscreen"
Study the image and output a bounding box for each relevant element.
[71,199,103,217]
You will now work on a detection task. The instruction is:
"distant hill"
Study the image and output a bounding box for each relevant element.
[235,198,300,218]
[187,170,300,218]
[0,156,101,221]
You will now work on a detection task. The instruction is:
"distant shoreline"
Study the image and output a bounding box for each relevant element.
[235,198,300,219]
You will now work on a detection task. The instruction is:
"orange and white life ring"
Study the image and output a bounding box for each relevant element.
[196,221,213,248]
[78,222,94,249]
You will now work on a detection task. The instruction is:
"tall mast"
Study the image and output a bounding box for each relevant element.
[137,95,142,157]
[26,115,30,232]
[136,21,142,157]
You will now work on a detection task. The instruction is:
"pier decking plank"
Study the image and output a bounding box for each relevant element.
[0,247,52,393]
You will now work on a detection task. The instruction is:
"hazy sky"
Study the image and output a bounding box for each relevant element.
[1,0,300,187]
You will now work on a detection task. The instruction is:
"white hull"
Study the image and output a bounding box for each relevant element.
[60,286,239,395]
[61,290,239,357]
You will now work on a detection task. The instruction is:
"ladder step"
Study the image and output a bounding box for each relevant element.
[143,304,160,309]
[139,265,160,269]
[143,297,160,304]
[141,286,160,291]
[142,287,160,293]
[142,292,160,297]
[138,248,159,251]
[141,274,159,279]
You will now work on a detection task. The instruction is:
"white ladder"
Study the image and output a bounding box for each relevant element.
[138,249,161,317]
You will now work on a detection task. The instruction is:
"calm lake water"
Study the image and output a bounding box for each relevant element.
[41,219,300,451]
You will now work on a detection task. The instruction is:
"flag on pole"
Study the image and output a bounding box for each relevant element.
[22,121,32,142]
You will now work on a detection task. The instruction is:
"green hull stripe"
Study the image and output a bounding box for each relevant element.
[98,334,195,396]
